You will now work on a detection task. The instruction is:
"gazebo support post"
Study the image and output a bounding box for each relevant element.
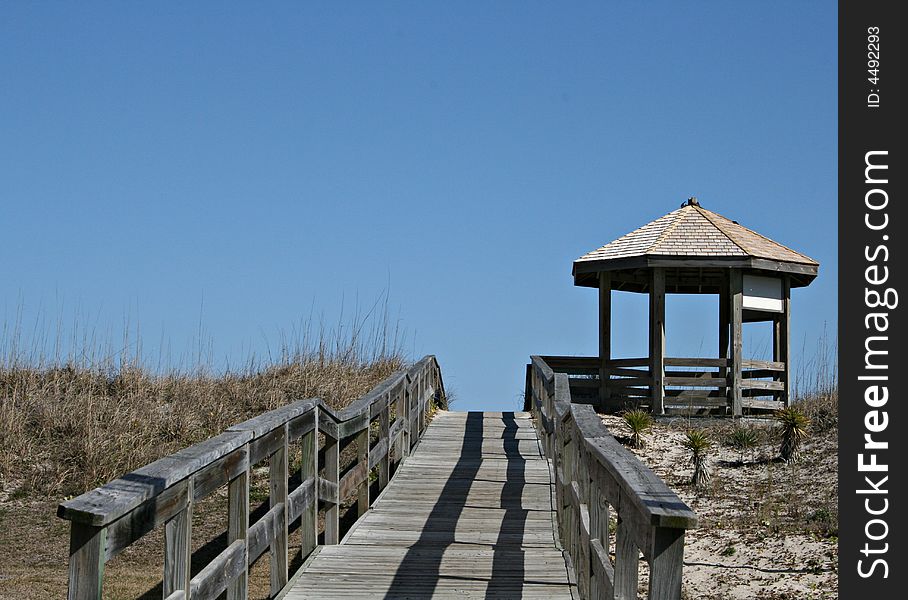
[719,276,730,382]
[729,269,744,416]
[650,268,666,415]
[598,272,612,410]
[780,275,791,406]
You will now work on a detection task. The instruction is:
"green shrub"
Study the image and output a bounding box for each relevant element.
[622,409,653,449]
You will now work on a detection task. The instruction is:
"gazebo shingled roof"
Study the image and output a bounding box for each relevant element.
[572,204,819,292]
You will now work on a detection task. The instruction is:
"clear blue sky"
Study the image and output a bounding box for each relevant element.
[1,2,836,411]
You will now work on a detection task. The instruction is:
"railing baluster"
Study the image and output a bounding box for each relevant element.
[67,523,106,600]
[355,424,369,517]
[269,423,289,595]
[300,407,318,559]
[648,528,685,600]
[323,429,340,544]
[226,451,249,600]
[379,394,390,490]
[163,478,193,599]
[613,515,638,600]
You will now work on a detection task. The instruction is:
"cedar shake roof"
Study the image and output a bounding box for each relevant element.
[572,202,819,291]
[576,204,817,265]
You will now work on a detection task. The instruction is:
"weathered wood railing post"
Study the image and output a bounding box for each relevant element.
[378,394,390,489]
[322,423,340,544]
[269,423,290,595]
[227,446,250,600]
[300,407,318,559]
[163,478,193,598]
[528,356,697,600]
[67,523,106,600]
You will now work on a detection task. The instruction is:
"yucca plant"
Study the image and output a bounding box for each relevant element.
[682,430,712,491]
[622,409,653,449]
[775,406,810,463]
[727,423,759,464]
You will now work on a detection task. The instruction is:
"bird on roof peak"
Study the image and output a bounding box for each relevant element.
[681,196,700,208]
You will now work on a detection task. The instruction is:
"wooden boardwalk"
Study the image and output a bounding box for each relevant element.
[285,411,576,599]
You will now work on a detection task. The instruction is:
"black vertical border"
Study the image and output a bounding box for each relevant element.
[839,1,905,597]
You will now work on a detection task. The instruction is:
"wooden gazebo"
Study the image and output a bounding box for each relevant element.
[573,198,819,416]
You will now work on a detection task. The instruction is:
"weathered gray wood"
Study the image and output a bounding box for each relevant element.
[163,479,192,598]
[59,430,251,526]
[781,274,791,405]
[368,437,389,471]
[228,399,317,438]
[337,411,370,439]
[192,446,248,502]
[650,267,666,414]
[354,426,370,517]
[613,517,638,600]
[340,461,369,505]
[741,379,785,391]
[287,407,317,442]
[189,539,246,600]
[67,523,106,600]
[648,528,685,600]
[287,477,315,523]
[665,357,729,368]
[106,478,190,560]
[269,423,289,596]
[300,412,318,559]
[317,411,339,440]
[323,429,340,544]
[227,459,249,600]
[729,268,744,416]
[378,400,391,490]
[742,359,785,371]
[599,271,612,408]
[249,425,285,466]
[246,504,281,565]
[584,434,697,529]
[719,278,730,381]
[664,376,727,387]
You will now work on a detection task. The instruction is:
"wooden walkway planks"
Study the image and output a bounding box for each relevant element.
[285,411,576,599]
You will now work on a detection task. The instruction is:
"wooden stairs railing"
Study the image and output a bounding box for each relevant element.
[57,355,444,600]
[525,355,698,600]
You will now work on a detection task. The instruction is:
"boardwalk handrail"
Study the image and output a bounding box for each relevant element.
[57,355,444,600]
[525,355,698,600]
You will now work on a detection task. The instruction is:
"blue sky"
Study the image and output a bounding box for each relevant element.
[1,2,836,411]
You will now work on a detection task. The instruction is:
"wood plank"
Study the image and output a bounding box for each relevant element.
[105,478,190,560]
[192,446,248,502]
[226,464,249,600]
[269,424,289,596]
[188,539,246,600]
[66,523,106,600]
[59,430,251,526]
[162,479,192,598]
[664,357,728,368]
[664,376,727,387]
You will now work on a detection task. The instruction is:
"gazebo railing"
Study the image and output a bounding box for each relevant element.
[536,355,785,415]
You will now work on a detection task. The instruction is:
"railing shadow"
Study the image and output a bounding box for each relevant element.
[383,412,484,599]
[486,411,527,599]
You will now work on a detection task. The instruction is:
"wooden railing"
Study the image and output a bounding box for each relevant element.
[538,355,785,415]
[525,356,698,600]
[57,355,444,600]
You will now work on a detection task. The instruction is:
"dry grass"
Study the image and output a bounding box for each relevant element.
[0,308,411,598]
[0,356,402,499]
